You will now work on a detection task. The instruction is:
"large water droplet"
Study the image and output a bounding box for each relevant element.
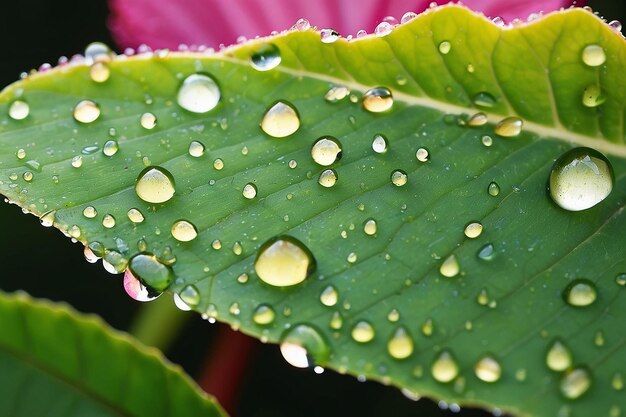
[415,148,429,162]
[280,324,330,368]
[318,169,338,188]
[563,279,597,307]
[9,100,29,120]
[127,208,145,223]
[363,218,377,236]
[135,166,176,204]
[387,326,414,359]
[123,268,160,302]
[254,235,316,287]
[468,112,488,127]
[432,350,459,383]
[581,45,606,67]
[177,73,220,113]
[102,140,119,156]
[250,43,281,71]
[390,169,408,187]
[438,41,451,54]
[362,87,393,112]
[440,254,460,278]
[372,134,388,153]
[171,220,198,242]
[252,304,276,325]
[102,214,116,228]
[494,117,522,137]
[320,29,340,43]
[374,21,393,37]
[474,355,502,383]
[242,183,258,199]
[188,140,205,157]
[546,338,573,371]
[260,101,300,138]
[85,42,113,63]
[90,62,110,83]
[311,136,342,166]
[128,252,174,294]
[561,367,592,399]
[140,112,157,129]
[464,222,483,238]
[320,285,339,306]
[351,320,375,343]
[549,147,613,211]
[73,100,101,123]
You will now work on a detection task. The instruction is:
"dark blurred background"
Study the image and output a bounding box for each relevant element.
[0,1,623,417]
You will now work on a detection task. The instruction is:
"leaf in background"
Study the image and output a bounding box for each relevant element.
[0,5,624,417]
[0,290,227,417]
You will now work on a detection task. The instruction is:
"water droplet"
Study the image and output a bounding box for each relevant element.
[615,273,626,286]
[468,112,488,127]
[16,148,26,160]
[387,308,400,322]
[293,18,310,31]
[488,181,500,196]
[90,62,110,83]
[481,135,493,147]
[581,84,605,107]
[232,241,243,255]
[362,87,393,112]
[549,147,614,212]
[546,338,573,371]
[390,170,408,187]
[476,288,490,305]
[432,350,459,383]
[211,239,222,250]
[612,372,624,391]
[242,183,257,199]
[228,302,240,316]
[320,29,340,43]
[40,210,55,227]
[440,254,460,278]
[135,166,176,204]
[421,318,434,336]
[102,140,119,157]
[9,100,29,120]
[563,279,597,307]
[179,284,200,307]
[236,272,249,284]
[140,112,157,129]
[260,101,300,138]
[346,252,357,263]
[594,330,605,347]
[127,208,145,223]
[311,137,342,166]
[171,220,198,242]
[320,285,339,306]
[128,252,174,294]
[123,268,160,302]
[351,320,375,343]
[22,171,33,182]
[177,73,220,113]
[494,117,522,137]
[280,324,330,368]
[374,21,393,37]
[400,11,417,24]
[363,218,377,236]
[318,169,338,188]
[609,20,622,32]
[464,222,483,238]
[329,311,343,330]
[581,45,606,67]
[254,235,316,287]
[325,85,350,103]
[474,356,502,383]
[188,140,205,157]
[73,100,101,123]
[387,326,414,359]
[288,159,297,169]
[438,41,451,54]
[85,42,113,63]
[252,304,276,325]
[102,214,116,228]
[561,367,592,399]
[415,147,429,162]
[473,92,496,108]
[372,134,388,153]
[83,206,97,219]
[68,225,81,239]
[174,294,192,311]
[250,43,281,71]
[213,158,224,170]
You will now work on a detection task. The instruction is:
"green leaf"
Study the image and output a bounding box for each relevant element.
[0,5,624,417]
[0,290,226,417]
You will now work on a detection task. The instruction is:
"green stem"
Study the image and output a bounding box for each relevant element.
[129,295,189,350]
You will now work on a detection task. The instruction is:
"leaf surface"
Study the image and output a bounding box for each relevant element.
[0,5,625,416]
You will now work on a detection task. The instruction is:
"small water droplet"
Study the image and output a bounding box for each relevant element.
[473,92,496,108]
[481,135,493,147]
[85,42,113,63]
[179,284,200,307]
[581,84,605,107]
[311,136,342,166]
[476,288,490,305]
[468,112,488,127]
[252,304,276,325]
[415,147,429,162]
[135,166,176,204]
[16,148,26,160]
[232,241,243,255]
[40,210,55,227]
[612,372,624,391]
[102,214,116,228]
[242,183,258,199]
[254,235,316,287]
[250,43,281,71]
[288,159,297,169]
[546,338,573,371]
[421,318,434,336]
[83,206,97,219]
[608,20,622,32]
[102,140,119,156]
[488,181,500,196]
[563,279,597,307]
[581,44,606,67]
[280,324,330,368]
[140,112,157,129]
[90,62,110,83]
[346,252,357,264]
[372,134,388,153]
[329,311,343,330]
[560,367,592,399]
[464,222,483,238]
[320,285,339,306]
[374,21,393,37]
[438,41,451,54]
[174,294,192,311]
[127,208,145,223]
[390,169,408,187]
[362,87,393,112]
[318,169,338,188]
[440,254,460,278]
[401,11,417,24]
[351,320,375,343]
[9,100,29,120]
[325,85,350,103]
[474,356,502,383]
[293,18,310,31]
[494,117,522,137]
[185,140,205,157]
[123,268,160,302]
[615,273,626,286]
[177,73,220,113]
[22,171,33,182]
[260,100,300,138]
[73,100,101,123]
[594,330,605,347]
[387,326,414,360]
[432,350,459,383]
[478,243,496,261]
[211,239,222,250]
[213,158,224,170]
[320,29,340,43]
[363,218,377,236]
[128,252,174,294]
[387,309,400,322]
[171,220,198,242]
[236,272,249,284]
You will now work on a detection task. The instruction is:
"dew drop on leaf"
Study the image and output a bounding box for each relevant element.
[387,308,400,322]
[242,183,258,199]
[101,214,115,229]
[329,311,343,330]
[390,169,408,186]
[473,92,496,108]
[401,11,417,24]
[468,112,488,127]
[16,148,26,159]
[128,252,174,294]
[187,140,205,157]
[213,158,224,170]
[102,140,119,157]
[280,324,330,368]
[171,220,198,242]
[320,285,339,306]
[474,355,502,383]
[311,136,342,166]
[254,235,316,287]
[431,350,459,383]
[477,243,496,261]
[371,134,388,153]
[363,218,377,236]
[135,166,176,204]
[362,87,393,113]
[177,73,220,113]
[581,84,605,107]
[608,20,622,32]
[320,29,340,43]
[351,320,375,343]
[318,169,338,188]
[39,210,55,227]
[232,241,243,255]
[612,372,624,391]
[73,100,100,123]
[439,254,460,278]
[140,112,157,129]
[421,318,434,336]
[82,206,97,219]
[560,367,592,399]
[260,101,300,138]
[581,44,606,67]
[325,85,350,103]
[488,181,500,196]
[374,21,393,37]
[174,293,192,311]
[563,279,597,307]
[546,338,573,371]
[293,18,310,31]
[179,284,200,307]
[123,268,160,302]
[387,326,414,359]
[84,42,113,63]
[494,116,522,137]
[252,304,276,325]
[250,43,281,71]
[211,239,222,250]
[438,41,451,54]
[8,100,29,120]
[464,222,483,238]
[89,62,110,83]
[22,171,33,182]
[415,148,429,162]
[481,135,493,147]
[127,208,145,223]
[616,273,626,286]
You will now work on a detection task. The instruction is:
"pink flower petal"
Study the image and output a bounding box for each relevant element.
[109,0,579,51]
